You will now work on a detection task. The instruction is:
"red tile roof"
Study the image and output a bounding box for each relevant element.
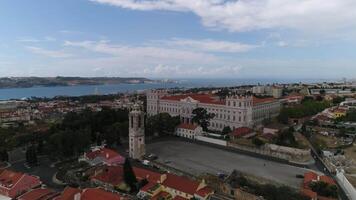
[161,94,224,105]
[81,188,121,200]
[320,175,336,185]
[151,191,171,200]
[162,174,200,195]
[140,181,158,192]
[253,97,276,105]
[18,188,57,200]
[133,167,161,183]
[177,123,199,130]
[0,170,24,188]
[301,188,317,199]
[195,186,213,197]
[90,166,124,186]
[173,196,189,200]
[303,172,318,188]
[86,148,122,161]
[230,127,253,137]
[53,187,81,200]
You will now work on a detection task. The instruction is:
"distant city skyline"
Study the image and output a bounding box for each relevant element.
[1,0,356,79]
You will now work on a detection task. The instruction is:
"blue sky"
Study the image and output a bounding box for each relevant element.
[0,0,356,79]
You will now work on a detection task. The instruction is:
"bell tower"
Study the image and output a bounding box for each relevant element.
[129,103,145,159]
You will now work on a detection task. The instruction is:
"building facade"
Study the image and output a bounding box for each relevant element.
[129,103,145,160]
[147,90,281,130]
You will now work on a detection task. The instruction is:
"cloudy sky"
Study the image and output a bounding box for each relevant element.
[0,0,355,79]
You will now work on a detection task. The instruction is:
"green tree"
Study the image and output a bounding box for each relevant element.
[0,149,9,162]
[309,181,338,198]
[146,113,180,136]
[252,138,265,147]
[319,89,326,95]
[26,146,37,166]
[192,108,215,131]
[222,126,232,135]
[123,159,137,191]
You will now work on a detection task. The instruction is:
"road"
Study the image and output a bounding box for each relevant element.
[147,140,314,188]
[9,157,64,190]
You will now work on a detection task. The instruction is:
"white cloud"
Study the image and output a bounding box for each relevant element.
[25,46,73,58]
[90,0,356,35]
[64,40,218,62]
[159,38,258,53]
[17,36,57,43]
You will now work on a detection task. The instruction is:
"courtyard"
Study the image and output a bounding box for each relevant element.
[147,140,315,188]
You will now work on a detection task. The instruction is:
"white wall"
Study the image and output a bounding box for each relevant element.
[196,136,227,146]
[335,171,356,200]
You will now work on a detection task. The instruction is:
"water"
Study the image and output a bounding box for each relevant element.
[0,78,322,100]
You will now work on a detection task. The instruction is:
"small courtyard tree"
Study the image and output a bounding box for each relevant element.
[192,107,215,131]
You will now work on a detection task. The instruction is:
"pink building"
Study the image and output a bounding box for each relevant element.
[0,170,41,199]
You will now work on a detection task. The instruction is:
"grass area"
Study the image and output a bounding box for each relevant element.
[344,144,356,174]
[233,138,256,148]
[313,134,342,149]
[294,133,310,149]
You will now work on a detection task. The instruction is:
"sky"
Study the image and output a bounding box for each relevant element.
[0,0,356,79]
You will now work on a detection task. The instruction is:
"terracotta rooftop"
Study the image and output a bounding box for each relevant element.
[161,94,224,105]
[177,123,199,130]
[53,187,81,200]
[230,127,253,137]
[90,166,124,186]
[86,148,124,161]
[81,188,121,200]
[253,97,277,105]
[162,174,200,195]
[133,167,161,183]
[0,170,24,188]
[18,188,57,200]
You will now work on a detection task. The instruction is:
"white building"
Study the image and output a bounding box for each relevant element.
[129,103,145,160]
[175,123,203,139]
[272,87,283,98]
[147,90,281,130]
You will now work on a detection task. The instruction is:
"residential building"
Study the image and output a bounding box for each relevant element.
[229,127,256,140]
[79,147,125,166]
[89,165,213,200]
[175,123,203,139]
[54,187,124,200]
[272,87,283,98]
[147,90,280,131]
[301,172,337,200]
[0,170,41,199]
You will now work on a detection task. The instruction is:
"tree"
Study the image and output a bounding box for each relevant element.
[275,127,297,147]
[26,146,37,166]
[309,181,338,198]
[319,89,326,95]
[145,113,180,136]
[252,138,265,147]
[192,108,215,131]
[123,159,137,191]
[0,149,9,162]
[222,126,232,135]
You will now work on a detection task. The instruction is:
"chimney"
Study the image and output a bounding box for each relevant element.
[74,193,81,200]
[160,174,167,183]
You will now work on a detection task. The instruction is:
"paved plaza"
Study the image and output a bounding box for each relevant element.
[147,140,314,188]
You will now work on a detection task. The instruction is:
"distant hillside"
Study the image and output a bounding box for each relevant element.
[0,77,155,89]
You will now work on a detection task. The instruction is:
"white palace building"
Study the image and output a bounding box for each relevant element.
[147,90,281,131]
